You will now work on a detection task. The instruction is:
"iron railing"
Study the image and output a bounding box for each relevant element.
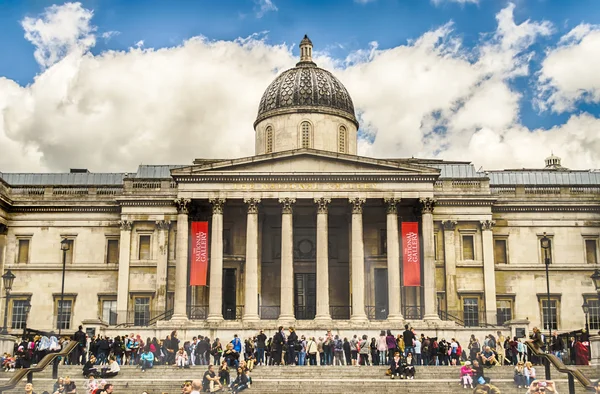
[330,305,351,320]
[365,305,388,320]
[259,306,280,320]
[187,305,209,320]
[223,305,244,320]
[294,306,316,320]
[402,305,423,320]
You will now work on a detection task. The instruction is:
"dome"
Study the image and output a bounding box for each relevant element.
[255,36,358,128]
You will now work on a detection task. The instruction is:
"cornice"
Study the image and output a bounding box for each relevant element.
[10,206,120,214]
[436,199,496,207]
[493,205,600,213]
[174,174,438,183]
[119,199,177,207]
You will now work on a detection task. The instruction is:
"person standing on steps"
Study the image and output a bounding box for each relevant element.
[403,325,415,358]
[286,327,298,365]
[385,330,396,363]
[73,325,86,365]
[349,335,358,366]
[273,327,285,366]
[256,330,267,366]
[377,331,387,366]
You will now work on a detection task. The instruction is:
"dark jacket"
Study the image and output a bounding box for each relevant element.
[257,333,267,348]
[287,332,298,346]
[403,330,415,348]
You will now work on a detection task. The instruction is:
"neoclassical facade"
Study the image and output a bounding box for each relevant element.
[0,36,598,339]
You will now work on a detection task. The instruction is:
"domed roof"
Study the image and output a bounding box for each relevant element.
[255,36,357,127]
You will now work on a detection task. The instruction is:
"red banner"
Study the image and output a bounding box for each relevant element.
[190,221,209,286]
[402,222,421,287]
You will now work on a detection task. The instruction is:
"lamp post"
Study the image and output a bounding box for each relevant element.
[540,233,552,341]
[1,270,16,335]
[582,303,590,333]
[59,238,70,336]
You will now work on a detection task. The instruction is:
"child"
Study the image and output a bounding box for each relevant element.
[460,360,474,389]
[84,375,97,394]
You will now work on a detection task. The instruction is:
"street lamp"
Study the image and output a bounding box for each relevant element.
[1,270,16,335]
[59,238,70,336]
[540,233,552,340]
[582,303,590,333]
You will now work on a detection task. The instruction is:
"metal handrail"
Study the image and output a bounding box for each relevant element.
[524,341,595,393]
[147,309,174,325]
[0,340,78,393]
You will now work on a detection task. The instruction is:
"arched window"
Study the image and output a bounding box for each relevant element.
[265,126,273,153]
[338,125,347,153]
[301,121,311,148]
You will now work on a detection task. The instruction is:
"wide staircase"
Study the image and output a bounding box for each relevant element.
[0,364,598,393]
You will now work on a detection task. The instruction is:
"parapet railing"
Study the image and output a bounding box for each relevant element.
[0,340,78,393]
[524,341,595,393]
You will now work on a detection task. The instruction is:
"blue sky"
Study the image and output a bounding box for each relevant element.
[0,0,599,172]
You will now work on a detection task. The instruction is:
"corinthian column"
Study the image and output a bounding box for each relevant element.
[243,198,260,322]
[278,198,296,323]
[116,220,132,324]
[314,197,332,323]
[172,198,190,321]
[481,220,497,325]
[442,220,458,315]
[155,220,171,313]
[207,198,225,323]
[384,198,403,323]
[349,197,368,323]
[420,198,439,321]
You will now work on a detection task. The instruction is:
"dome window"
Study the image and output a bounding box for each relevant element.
[301,121,312,148]
[338,126,347,153]
[266,126,273,153]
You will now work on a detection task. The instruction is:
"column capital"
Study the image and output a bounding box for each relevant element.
[419,197,436,214]
[209,198,226,215]
[349,197,366,214]
[442,220,457,231]
[0,223,7,235]
[174,198,191,214]
[244,198,261,214]
[118,220,133,231]
[155,220,171,231]
[384,198,401,214]
[279,197,296,214]
[480,220,496,231]
[314,197,331,214]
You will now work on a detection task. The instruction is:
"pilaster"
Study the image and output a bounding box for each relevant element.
[155,220,171,313]
[116,220,132,324]
[442,220,458,314]
[481,220,497,325]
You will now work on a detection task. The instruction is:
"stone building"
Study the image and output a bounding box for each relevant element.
[0,36,598,341]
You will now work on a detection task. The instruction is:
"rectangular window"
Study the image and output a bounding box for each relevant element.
[494,239,508,264]
[541,299,558,331]
[585,239,598,265]
[17,239,30,264]
[462,235,475,260]
[102,300,117,325]
[585,297,599,331]
[11,300,29,329]
[496,299,513,325]
[62,239,74,264]
[106,239,119,264]
[463,297,479,327]
[133,297,151,326]
[56,299,73,330]
[138,235,151,260]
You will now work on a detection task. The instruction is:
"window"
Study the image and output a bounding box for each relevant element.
[585,238,598,265]
[338,126,347,153]
[56,299,73,330]
[17,239,30,264]
[496,298,513,325]
[462,235,475,260]
[585,298,599,330]
[102,300,117,325]
[541,299,558,331]
[61,238,74,264]
[494,238,508,264]
[11,299,29,329]
[265,126,273,153]
[301,122,311,148]
[379,228,387,255]
[133,296,151,326]
[106,239,119,264]
[463,297,480,327]
[138,235,151,260]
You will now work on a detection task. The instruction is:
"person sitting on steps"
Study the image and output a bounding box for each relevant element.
[389,352,403,379]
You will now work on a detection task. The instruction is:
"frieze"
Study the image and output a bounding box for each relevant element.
[493,206,600,213]
[10,206,120,213]
[232,182,378,191]
[175,176,438,184]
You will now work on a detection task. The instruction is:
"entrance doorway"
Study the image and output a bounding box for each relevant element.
[222,268,237,320]
[374,268,389,319]
[294,273,316,319]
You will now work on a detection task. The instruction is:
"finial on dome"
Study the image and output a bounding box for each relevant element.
[297,34,316,66]
[545,152,563,169]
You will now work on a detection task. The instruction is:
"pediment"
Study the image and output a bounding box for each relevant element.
[172,150,440,177]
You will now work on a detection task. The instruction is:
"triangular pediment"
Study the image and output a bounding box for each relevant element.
[171,149,440,177]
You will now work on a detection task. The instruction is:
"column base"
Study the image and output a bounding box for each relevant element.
[169,314,189,323]
[277,315,295,326]
[313,315,333,326]
[387,314,404,324]
[206,315,224,324]
[423,313,441,322]
[242,314,260,324]
[350,315,369,324]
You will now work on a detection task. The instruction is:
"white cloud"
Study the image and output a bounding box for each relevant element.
[431,0,479,6]
[254,0,278,18]
[1,2,600,173]
[21,2,95,68]
[537,24,600,112]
